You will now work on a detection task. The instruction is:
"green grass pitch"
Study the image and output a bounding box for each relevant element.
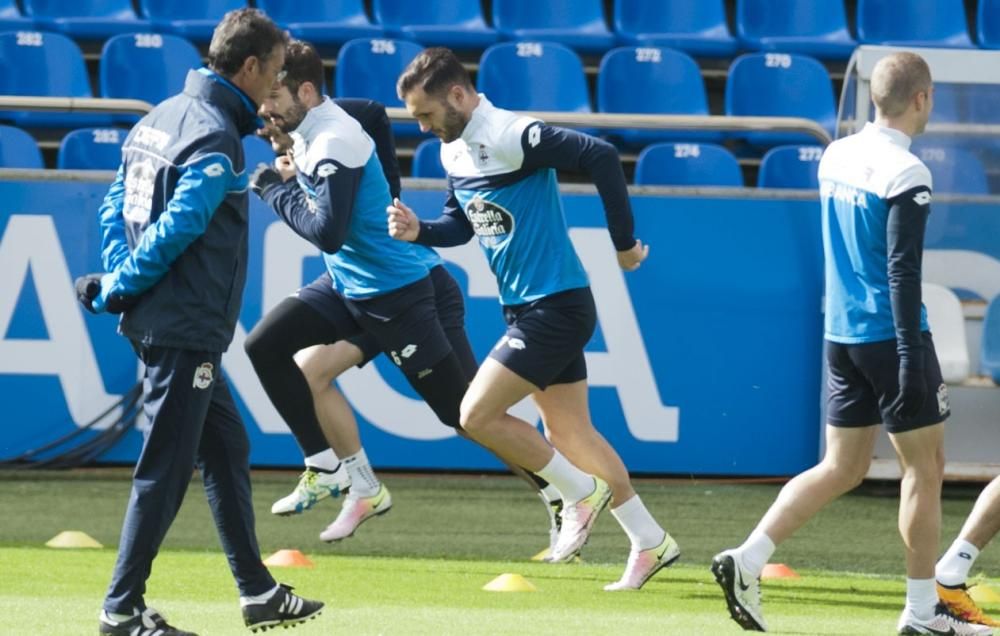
[1,470,998,634]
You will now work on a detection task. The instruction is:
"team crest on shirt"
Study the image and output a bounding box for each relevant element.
[477,144,489,165]
[466,196,514,247]
[193,363,214,390]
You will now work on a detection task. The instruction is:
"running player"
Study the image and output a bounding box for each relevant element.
[710,52,990,635]
[256,88,563,549]
[244,40,596,548]
[388,47,679,590]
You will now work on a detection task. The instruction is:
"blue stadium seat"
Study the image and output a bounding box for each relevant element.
[725,52,836,147]
[412,138,445,178]
[735,0,856,60]
[57,127,125,169]
[243,135,276,172]
[0,125,44,168]
[967,84,1000,124]
[100,33,202,109]
[492,0,615,54]
[757,145,823,189]
[0,0,34,31]
[335,38,424,137]
[139,0,245,42]
[0,31,110,128]
[634,143,743,187]
[22,0,147,40]
[982,295,1000,384]
[614,0,737,58]
[979,0,1000,48]
[911,145,989,194]
[373,0,496,49]
[257,0,381,46]
[597,46,719,146]
[477,42,590,114]
[856,0,974,48]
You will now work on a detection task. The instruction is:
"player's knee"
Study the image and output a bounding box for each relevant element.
[458,398,486,435]
[824,459,868,492]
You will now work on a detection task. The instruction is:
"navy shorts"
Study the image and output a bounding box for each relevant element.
[489,286,596,390]
[345,265,468,369]
[826,331,950,434]
[295,272,452,376]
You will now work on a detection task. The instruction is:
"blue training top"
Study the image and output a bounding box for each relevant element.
[414,95,635,306]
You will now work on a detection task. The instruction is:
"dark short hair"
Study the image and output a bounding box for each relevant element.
[207,8,289,77]
[397,47,473,99]
[281,40,326,97]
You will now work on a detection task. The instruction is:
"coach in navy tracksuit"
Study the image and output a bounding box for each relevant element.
[76,10,322,635]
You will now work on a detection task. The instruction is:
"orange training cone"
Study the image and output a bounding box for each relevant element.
[761,563,800,579]
[263,549,314,568]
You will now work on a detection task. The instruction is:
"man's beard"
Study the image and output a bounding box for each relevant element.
[437,102,470,143]
[272,98,308,133]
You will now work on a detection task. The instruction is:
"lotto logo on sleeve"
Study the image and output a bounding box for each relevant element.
[203,163,226,177]
[193,362,214,390]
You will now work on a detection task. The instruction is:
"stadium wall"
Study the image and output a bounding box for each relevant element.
[0,175,995,476]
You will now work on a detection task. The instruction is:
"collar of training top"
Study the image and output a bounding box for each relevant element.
[862,121,913,150]
[185,68,265,136]
[460,93,496,142]
[292,96,339,142]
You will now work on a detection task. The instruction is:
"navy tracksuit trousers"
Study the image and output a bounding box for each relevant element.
[103,345,275,613]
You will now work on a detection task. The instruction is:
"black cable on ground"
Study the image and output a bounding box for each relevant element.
[0,382,143,469]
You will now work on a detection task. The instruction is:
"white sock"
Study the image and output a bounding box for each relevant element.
[240,584,280,607]
[736,529,776,578]
[535,451,595,505]
[344,449,379,498]
[610,495,665,551]
[305,448,340,472]
[937,539,980,587]
[905,577,938,620]
[540,483,561,504]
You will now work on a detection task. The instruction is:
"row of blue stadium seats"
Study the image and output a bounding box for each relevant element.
[1,124,992,195]
[5,30,1000,153]
[6,30,999,151]
[0,31,836,147]
[1,0,999,57]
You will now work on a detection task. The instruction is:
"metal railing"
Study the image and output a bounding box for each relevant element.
[0,96,154,117]
[386,107,833,144]
[0,96,834,145]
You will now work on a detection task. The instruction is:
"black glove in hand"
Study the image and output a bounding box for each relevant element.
[74,273,138,315]
[74,274,102,314]
[250,164,282,197]
[889,362,926,422]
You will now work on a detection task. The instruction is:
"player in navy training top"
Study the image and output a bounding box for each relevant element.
[81,11,323,635]
[389,47,679,589]
[711,52,987,636]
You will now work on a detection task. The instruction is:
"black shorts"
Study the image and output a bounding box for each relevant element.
[826,332,950,434]
[345,265,468,369]
[489,286,596,390]
[295,272,452,376]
